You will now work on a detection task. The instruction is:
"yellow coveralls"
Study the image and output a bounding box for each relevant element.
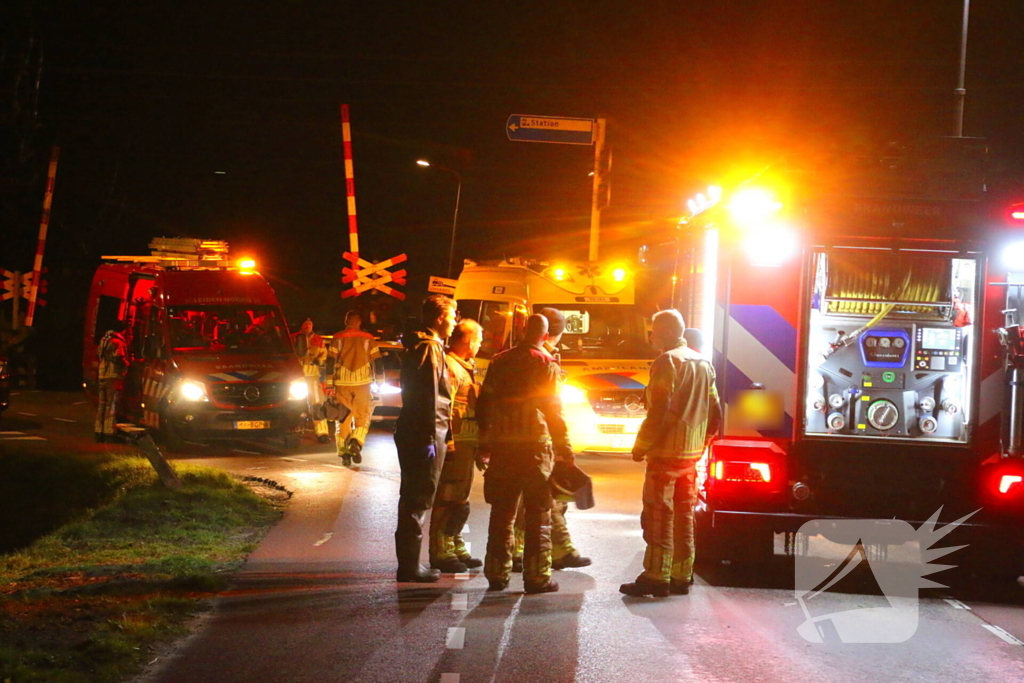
[429,352,482,564]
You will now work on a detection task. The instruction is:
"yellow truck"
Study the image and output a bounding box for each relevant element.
[454,258,657,453]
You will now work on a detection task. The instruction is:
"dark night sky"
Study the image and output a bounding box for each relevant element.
[6,1,1024,339]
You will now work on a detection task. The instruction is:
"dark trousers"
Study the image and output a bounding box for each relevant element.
[485,468,553,585]
[394,435,446,571]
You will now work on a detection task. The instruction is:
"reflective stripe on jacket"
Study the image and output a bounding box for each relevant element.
[634,342,722,460]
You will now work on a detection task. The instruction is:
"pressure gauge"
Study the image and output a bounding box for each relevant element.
[828,393,845,409]
[867,399,900,431]
[866,337,878,347]
[879,337,891,348]
[894,338,905,349]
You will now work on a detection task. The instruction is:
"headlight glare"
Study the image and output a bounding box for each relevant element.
[179,380,208,402]
[288,379,309,401]
[372,381,402,396]
[560,383,588,404]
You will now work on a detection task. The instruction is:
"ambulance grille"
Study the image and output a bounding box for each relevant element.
[587,390,646,418]
[597,424,625,434]
[210,382,289,407]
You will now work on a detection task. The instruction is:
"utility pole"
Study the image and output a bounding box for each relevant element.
[588,118,607,262]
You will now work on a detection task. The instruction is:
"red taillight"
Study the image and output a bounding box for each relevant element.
[712,460,772,483]
[998,474,1023,495]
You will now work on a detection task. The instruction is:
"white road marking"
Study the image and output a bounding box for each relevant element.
[10,392,20,396]
[313,532,333,547]
[72,401,87,405]
[462,523,470,533]
[944,599,971,610]
[53,418,75,423]
[233,450,260,455]
[18,412,37,417]
[245,467,268,470]
[445,627,466,649]
[982,624,1024,645]
[463,541,472,554]
[454,572,470,580]
[2,436,46,441]
[440,675,461,683]
[282,458,302,462]
[490,597,522,678]
[0,431,25,435]
[325,464,347,470]
[185,441,207,447]
[451,593,468,611]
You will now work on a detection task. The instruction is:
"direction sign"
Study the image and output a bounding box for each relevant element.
[506,115,595,145]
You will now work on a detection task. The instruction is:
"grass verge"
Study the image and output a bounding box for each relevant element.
[0,456,286,683]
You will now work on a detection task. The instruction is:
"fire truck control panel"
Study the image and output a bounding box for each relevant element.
[805,252,975,441]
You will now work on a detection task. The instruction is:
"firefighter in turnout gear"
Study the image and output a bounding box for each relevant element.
[621,310,721,598]
[478,314,573,594]
[429,319,486,573]
[293,319,330,443]
[95,320,128,442]
[511,307,591,572]
[328,310,381,465]
[394,294,457,583]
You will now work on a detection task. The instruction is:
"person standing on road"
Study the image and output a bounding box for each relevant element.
[328,310,382,466]
[478,314,573,594]
[511,307,591,573]
[94,320,128,443]
[620,309,721,598]
[429,318,486,573]
[394,294,457,582]
[293,319,330,444]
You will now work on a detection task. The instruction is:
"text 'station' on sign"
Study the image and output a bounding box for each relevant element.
[506,115,596,145]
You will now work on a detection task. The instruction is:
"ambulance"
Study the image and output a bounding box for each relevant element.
[83,238,308,448]
[454,258,657,453]
[671,139,1024,570]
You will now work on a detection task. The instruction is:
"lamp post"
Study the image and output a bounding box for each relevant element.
[954,0,971,137]
[416,159,462,279]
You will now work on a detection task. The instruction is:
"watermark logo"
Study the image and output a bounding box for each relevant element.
[793,507,976,644]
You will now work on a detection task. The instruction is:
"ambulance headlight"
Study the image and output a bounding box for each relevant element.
[1001,241,1024,271]
[288,379,309,401]
[560,383,588,405]
[372,381,402,396]
[179,379,208,402]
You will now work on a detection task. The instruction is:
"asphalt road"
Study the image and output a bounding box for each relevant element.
[4,391,1024,683]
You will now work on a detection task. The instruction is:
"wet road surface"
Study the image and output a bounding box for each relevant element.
[3,391,1024,682]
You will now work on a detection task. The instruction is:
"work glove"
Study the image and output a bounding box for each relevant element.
[631,447,646,462]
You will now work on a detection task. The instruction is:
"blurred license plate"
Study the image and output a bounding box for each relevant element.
[234,421,269,430]
[611,435,633,449]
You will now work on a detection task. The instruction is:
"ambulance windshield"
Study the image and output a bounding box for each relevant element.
[168,305,291,355]
[533,304,657,360]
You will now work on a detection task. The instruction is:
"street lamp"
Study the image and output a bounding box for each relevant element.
[415,159,462,279]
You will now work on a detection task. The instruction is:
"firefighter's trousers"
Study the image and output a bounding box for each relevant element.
[429,440,477,563]
[513,499,575,561]
[335,382,373,452]
[94,379,122,436]
[640,457,698,583]
[485,468,553,586]
[303,366,328,437]
[394,436,446,573]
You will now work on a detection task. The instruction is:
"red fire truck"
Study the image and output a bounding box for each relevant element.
[668,140,1024,572]
[83,239,308,448]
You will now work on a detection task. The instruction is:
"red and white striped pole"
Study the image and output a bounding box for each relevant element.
[24,146,59,327]
[340,105,360,297]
